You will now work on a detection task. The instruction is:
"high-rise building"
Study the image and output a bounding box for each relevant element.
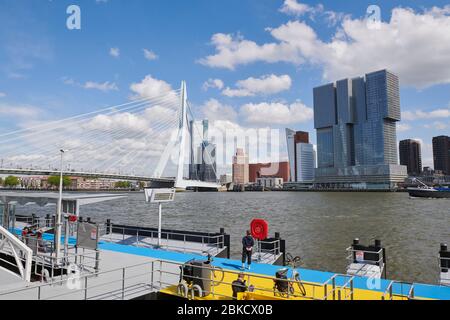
[286,129,315,182]
[433,135,450,175]
[189,119,217,182]
[232,148,249,185]
[399,139,422,176]
[249,162,290,183]
[188,120,198,180]
[313,69,407,190]
[198,141,217,182]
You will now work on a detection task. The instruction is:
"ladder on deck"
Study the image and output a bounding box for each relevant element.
[0,226,33,282]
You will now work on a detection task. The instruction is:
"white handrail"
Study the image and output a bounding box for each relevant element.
[0,226,33,282]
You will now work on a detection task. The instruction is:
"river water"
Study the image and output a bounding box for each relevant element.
[16,191,449,285]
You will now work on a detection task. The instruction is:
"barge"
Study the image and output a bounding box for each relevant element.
[0,191,449,300]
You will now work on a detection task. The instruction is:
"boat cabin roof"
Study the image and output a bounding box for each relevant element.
[0,192,128,207]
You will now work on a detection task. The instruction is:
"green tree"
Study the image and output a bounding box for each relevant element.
[47,176,71,188]
[4,176,20,187]
[115,181,132,189]
[0,177,3,186]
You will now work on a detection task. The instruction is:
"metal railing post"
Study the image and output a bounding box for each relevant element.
[151,261,154,289]
[138,230,141,246]
[159,260,162,289]
[332,277,336,300]
[122,268,126,300]
[84,277,88,300]
[389,283,393,300]
[350,279,354,300]
[95,250,100,272]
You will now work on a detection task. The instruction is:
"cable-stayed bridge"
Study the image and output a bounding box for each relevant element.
[0,81,220,190]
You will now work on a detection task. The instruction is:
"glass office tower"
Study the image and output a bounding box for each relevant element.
[286,129,315,183]
[313,70,407,190]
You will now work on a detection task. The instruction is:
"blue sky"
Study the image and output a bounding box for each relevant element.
[0,0,449,171]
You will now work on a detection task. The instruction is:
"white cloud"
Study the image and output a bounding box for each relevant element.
[397,123,412,132]
[202,79,224,91]
[222,74,292,97]
[83,112,150,133]
[143,48,158,60]
[279,1,348,26]
[323,10,351,27]
[425,5,450,17]
[0,92,6,98]
[433,121,449,130]
[83,81,118,92]
[62,77,75,85]
[8,73,26,79]
[205,120,284,166]
[279,0,312,16]
[0,103,40,118]
[129,75,175,100]
[81,104,177,135]
[109,47,120,58]
[402,108,450,120]
[200,6,450,88]
[201,99,237,122]
[240,101,313,125]
[62,77,118,92]
[197,33,301,70]
[144,105,178,123]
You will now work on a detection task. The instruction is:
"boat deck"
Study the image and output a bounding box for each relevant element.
[97,241,449,300]
[1,227,449,300]
[100,232,224,257]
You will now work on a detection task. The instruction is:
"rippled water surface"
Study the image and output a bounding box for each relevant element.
[16,191,449,284]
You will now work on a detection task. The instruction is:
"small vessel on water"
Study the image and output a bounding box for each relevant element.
[408,178,450,199]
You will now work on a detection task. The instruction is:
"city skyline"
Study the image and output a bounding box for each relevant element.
[0,1,449,173]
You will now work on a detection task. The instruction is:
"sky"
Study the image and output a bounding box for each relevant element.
[0,0,449,174]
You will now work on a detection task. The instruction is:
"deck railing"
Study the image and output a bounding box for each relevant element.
[104,225,226,255]
[254,239,281,264]
[0,256,431,301]
[322,274,355,300]
[382,281,415,300]
[346,246,385,277]
[154,259,331,300]
[0,260,155,300]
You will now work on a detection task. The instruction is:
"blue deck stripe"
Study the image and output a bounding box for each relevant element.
[12,228,450,300]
